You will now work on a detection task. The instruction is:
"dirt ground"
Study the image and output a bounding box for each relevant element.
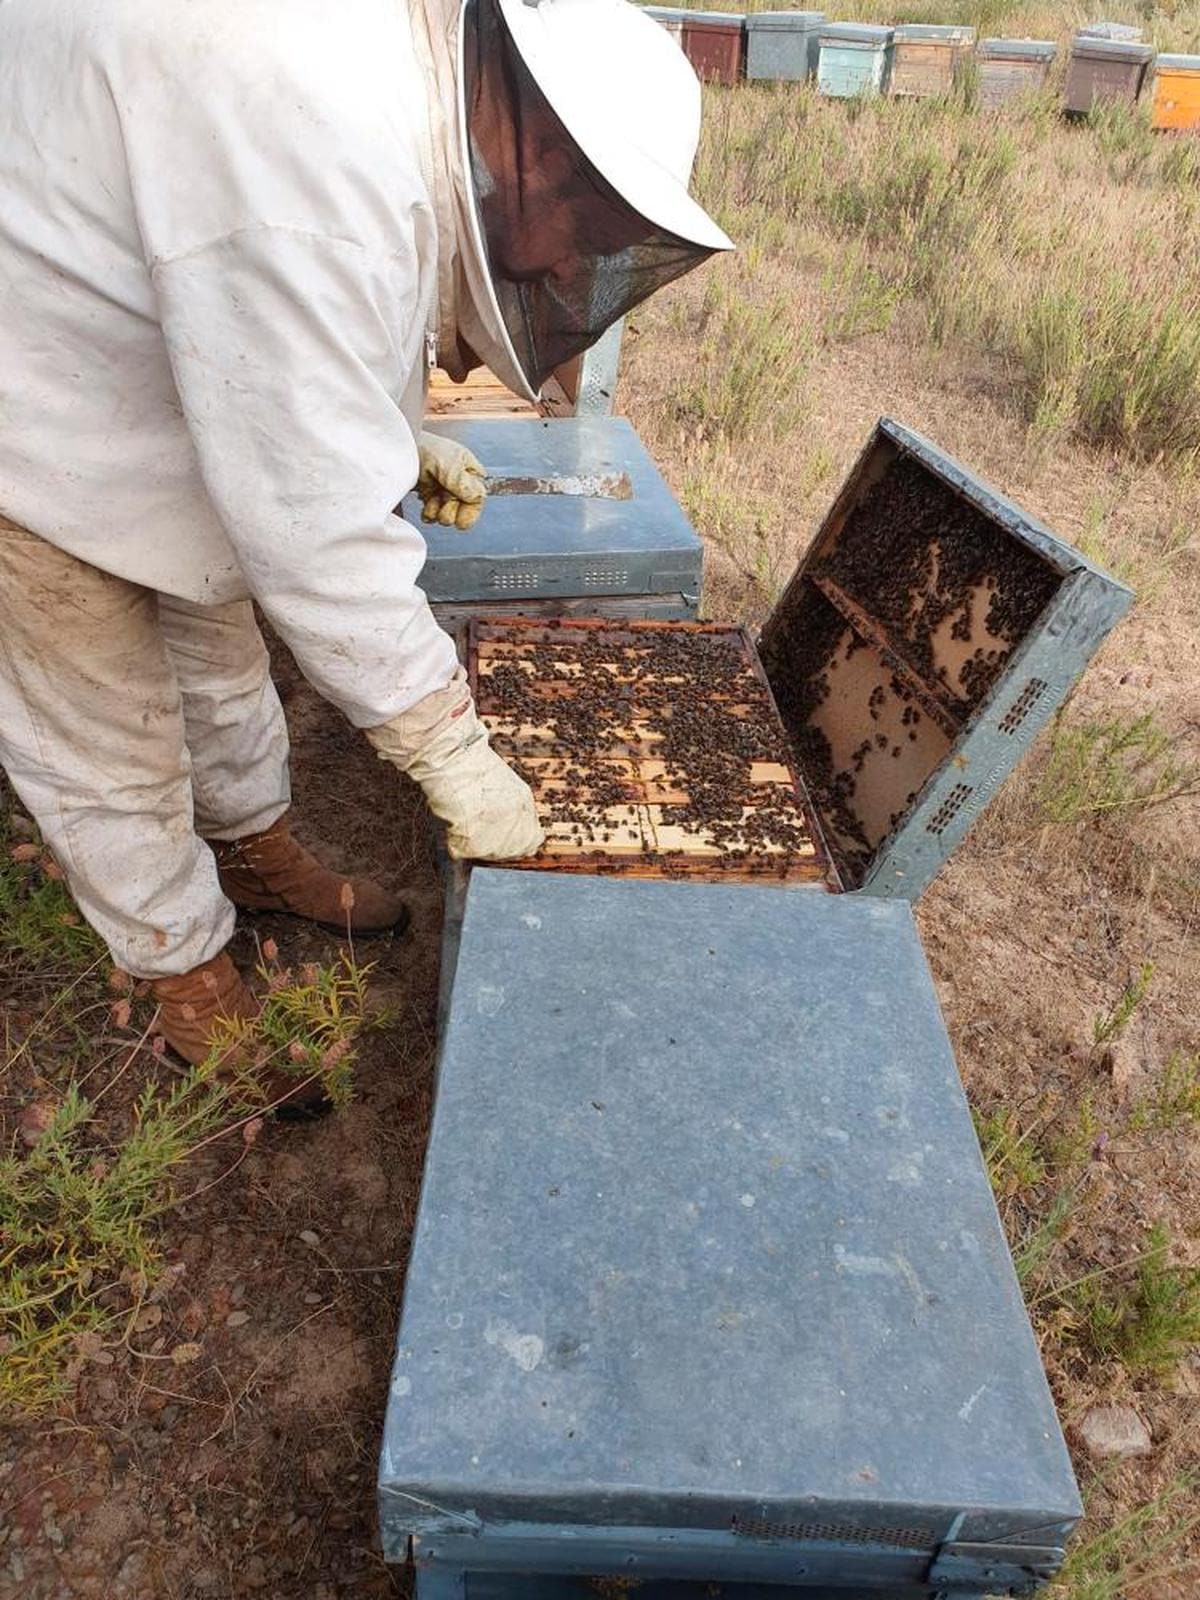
[2,638,436,1600]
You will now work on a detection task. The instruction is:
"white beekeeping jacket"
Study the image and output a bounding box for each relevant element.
[0,0,458,727]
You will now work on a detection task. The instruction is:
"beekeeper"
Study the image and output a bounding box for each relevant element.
[0,0,731,1098]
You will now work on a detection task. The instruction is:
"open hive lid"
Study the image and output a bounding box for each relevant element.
[758,418,1133,892]
[978,36,1058,59]
[407,418,701,605]
[380,871,1081,1582]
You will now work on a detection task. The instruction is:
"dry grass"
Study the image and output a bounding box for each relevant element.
[621,63,1200,1597]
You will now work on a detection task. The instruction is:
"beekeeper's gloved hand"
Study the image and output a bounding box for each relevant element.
[365,667,544,860]
[416,430,488,532]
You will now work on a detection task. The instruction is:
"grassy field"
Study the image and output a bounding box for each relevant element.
[619,51,1200,1599]
[4,20,1200,1597]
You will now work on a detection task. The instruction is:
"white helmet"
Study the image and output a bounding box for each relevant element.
[455,0,733,400]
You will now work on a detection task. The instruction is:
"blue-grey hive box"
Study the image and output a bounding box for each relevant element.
[745,10,826,81]
[380,871,1082,1597]
[408,417,704,625]
[757,418,1134,899]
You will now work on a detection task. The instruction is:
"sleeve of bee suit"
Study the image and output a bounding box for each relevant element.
[149,227,458,729]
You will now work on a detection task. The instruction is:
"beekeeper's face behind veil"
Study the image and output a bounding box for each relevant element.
[423,0,733,401]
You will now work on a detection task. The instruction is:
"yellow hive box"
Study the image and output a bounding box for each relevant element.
[1152,54,1200,130]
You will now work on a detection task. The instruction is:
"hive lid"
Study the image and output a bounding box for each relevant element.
[745,9,826,30]
[681,8,746,23]
[978,36,1057,59]
[1155,51,1200,69]
[893,22,975,41]
[1070,33,1154,60]
[407,417,702,604]
[820,21,894,44]
[380,869,1081,1556]
[757,418,1133,891]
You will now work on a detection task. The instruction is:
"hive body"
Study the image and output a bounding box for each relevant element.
[681,10,746,84]
[817,23,895,97]
[1064,34,1154,112]
[1152,54,1200,129]
[889,24,974,99]
[976,39,1057,109]
[381,872,1083,1597]
[744,10,825,80]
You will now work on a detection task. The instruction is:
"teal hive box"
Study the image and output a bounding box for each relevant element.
[817,22,895,98]
[745,10,825,80]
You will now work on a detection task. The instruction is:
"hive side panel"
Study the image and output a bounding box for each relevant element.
[858,569,1134,899]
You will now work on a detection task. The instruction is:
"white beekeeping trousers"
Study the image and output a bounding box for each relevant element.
[0,517,290,977]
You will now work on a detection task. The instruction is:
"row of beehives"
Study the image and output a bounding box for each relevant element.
[644,9,1200,127]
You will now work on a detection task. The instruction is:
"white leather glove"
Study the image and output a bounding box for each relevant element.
[365,668,544,861]
[416,431,487,531]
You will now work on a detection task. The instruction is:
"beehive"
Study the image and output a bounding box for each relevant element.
[407,418,703,626]
[744,9,825,81]
[1152,53,1200,130]
[469,618,830,885]
[817,22,895,98]
[460,420,1133,905]
[382,871,1084,1599]
[889,23,975,99]
[976,38,1058,109]
[680,9,746,84]
[1064,33,1154,112]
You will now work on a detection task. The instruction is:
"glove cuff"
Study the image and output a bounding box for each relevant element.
[364,666,488,779]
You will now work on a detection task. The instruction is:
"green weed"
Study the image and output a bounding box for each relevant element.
[1039,711,1200,824]
[1131,1052,1200,1131]
[1093,962,1155,1049]
[973,1105,1048,1197]
[2,934,377,1414]
[1064,1222,1200,1376]
[1015,1184,1080,1289]
[0,825,103,971]
[1051,1475,1200,1600]
[669,296,810,445]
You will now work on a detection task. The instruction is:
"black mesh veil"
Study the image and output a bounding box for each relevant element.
[462,0,716,394]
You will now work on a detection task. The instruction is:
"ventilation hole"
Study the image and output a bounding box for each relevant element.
[733,1518,934,1552]
[582,569,631,587]
[926,782,974,836]
[998,677,1050,735]
[486,571,541,590]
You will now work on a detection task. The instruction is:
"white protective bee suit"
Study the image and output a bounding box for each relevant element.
[0,0,730,977]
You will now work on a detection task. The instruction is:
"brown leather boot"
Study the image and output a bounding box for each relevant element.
[152,952,330,1121]
[211,814,409,936]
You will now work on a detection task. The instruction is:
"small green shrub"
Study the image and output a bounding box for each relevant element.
[1039,711,1200,824]
[1065,1222,1200,1375]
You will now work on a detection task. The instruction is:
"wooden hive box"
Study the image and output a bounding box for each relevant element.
[469,617,831,887]
[889,24,975,99]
